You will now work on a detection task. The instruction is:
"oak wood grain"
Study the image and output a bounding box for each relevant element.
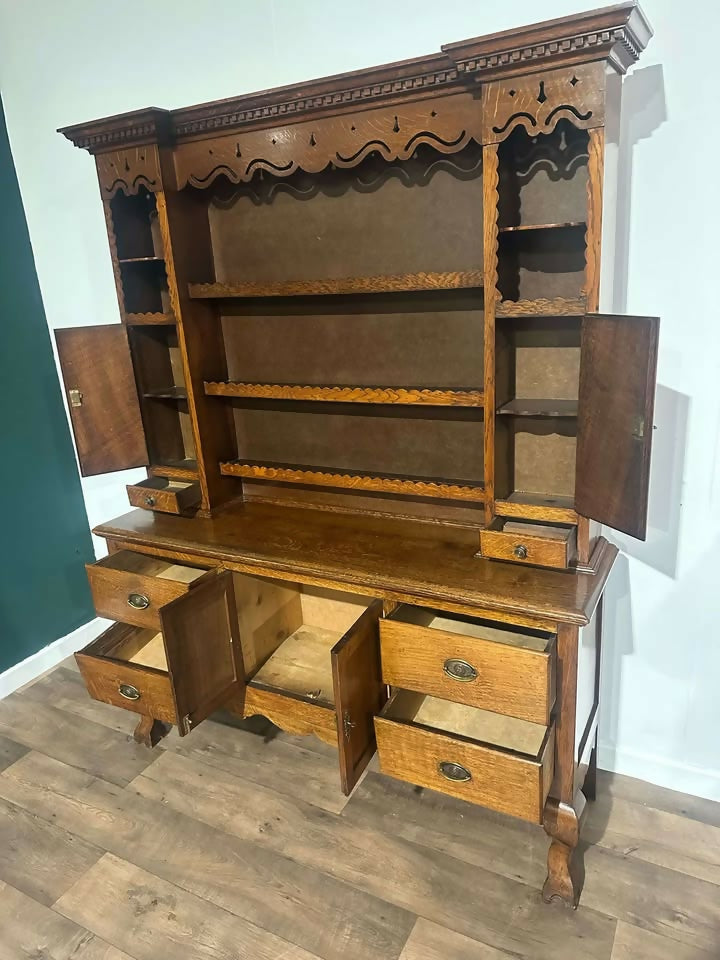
[189,271,484,300]
[379,615,555,724]
[93,502,615,626]
[205,381,485,406]
[480,519,576,569]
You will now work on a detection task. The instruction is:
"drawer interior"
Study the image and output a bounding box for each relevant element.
[494,519,574,544]
[382,688,547,757]
[232,573,375,706]
[93,550,206,584]
[87,622,169,673]
[388,606,553,653]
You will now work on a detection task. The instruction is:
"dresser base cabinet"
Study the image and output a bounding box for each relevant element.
[56,1,658,913]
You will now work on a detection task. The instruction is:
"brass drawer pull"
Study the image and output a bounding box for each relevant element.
[443,658,477,682]
[513,544,528,560]
[144,496,156,507]
[127,593,150,610]
[118,683,141,701]
[438,761,472,783]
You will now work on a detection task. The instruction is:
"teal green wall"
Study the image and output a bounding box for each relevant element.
[0,95,95,674]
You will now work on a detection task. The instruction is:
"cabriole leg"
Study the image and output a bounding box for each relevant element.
[132,714,168,748]
[542,790,586,908]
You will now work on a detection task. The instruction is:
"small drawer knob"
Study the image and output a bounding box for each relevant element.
[443,658,478,682]
[144,495,156,507]
[438,761,472,783]
[513,544,528,560]
[118,683,141,701]
[127,593,150,610]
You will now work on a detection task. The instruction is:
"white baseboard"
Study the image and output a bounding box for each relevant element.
[0,618,109,700]
[599,740,720,803]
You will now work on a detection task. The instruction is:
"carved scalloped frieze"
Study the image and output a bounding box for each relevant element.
[175,92,482,189]
[495,296,586,317]
[96,146,162,197]
[482,62,605,144]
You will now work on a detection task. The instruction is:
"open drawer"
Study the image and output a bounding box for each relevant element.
[375,689,554,822]
[232,573,384,795]
[86,550,213,629]
[126,477,201,514]
[380,606,555,724]
[479,518,577,569]
[76,569,242,735]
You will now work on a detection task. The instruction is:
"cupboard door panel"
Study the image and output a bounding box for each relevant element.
[159,570,244,734]
[576,313,659,539]
[55,325,148,476]
[331,599,384,796]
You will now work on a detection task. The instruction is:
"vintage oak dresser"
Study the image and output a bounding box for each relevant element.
[55,2,658,908]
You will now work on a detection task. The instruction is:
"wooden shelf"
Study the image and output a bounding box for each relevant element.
[498,221,585,234]
[204,381,484,407]
[143,386,188,400]
[125,312,175,326]
[148,460,198,481]
[495,492,577,524]
[497,399,578,417]
[118,256,165,265]
[188,270,484,300]
[219,460,486,503]
[496,297,586,318]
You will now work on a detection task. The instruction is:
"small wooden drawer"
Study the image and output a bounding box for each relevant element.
[87,550,211,629]
[76,569,242,736]
[231,573,384,795]
[374,689,554,823]
[480,518,576,569]
[127,477,200,514]
[380,607,555,725]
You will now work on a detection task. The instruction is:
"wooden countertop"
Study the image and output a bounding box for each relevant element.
[94,502,617,627]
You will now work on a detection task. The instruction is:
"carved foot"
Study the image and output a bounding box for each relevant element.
[133,715,169,748]
[542,791,586,908]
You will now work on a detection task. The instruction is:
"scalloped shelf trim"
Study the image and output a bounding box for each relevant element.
[496,297,586,317]
[220,461,486,503]
[204,382,484,407]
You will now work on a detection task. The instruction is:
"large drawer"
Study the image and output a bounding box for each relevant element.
[375,689,554,823]
[87,550,212,629]
[380,606,555,725]
[77,568,242,736]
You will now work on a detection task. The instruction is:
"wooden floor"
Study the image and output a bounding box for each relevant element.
[1,660,719,960]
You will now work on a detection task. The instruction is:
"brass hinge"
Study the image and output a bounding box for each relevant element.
[632,414,645,440]
[181,714,193,735]
[342,711,355,740]
[68,388,83,408]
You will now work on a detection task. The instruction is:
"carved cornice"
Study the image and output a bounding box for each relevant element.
[58,3,651,155]
[59,108,173,155]
[443,2,652,78]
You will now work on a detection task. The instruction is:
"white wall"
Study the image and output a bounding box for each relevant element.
[1,0,718,799]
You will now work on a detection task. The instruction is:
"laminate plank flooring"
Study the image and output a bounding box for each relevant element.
[0,662,719,960]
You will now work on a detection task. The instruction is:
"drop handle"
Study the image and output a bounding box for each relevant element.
[118,683,141,701]
[127,593,150,610]
[438,761,472,783]
[443,658,478,682]
[513,544,528,560]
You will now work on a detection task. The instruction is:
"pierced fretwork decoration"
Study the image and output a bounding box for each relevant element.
[482,62,605,144]
[96,146,162,197]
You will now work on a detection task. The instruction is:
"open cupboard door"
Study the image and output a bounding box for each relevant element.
[575,313,659,539]
[331,600,385,795]
[55,325,148,476]
[160,570,244,735]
